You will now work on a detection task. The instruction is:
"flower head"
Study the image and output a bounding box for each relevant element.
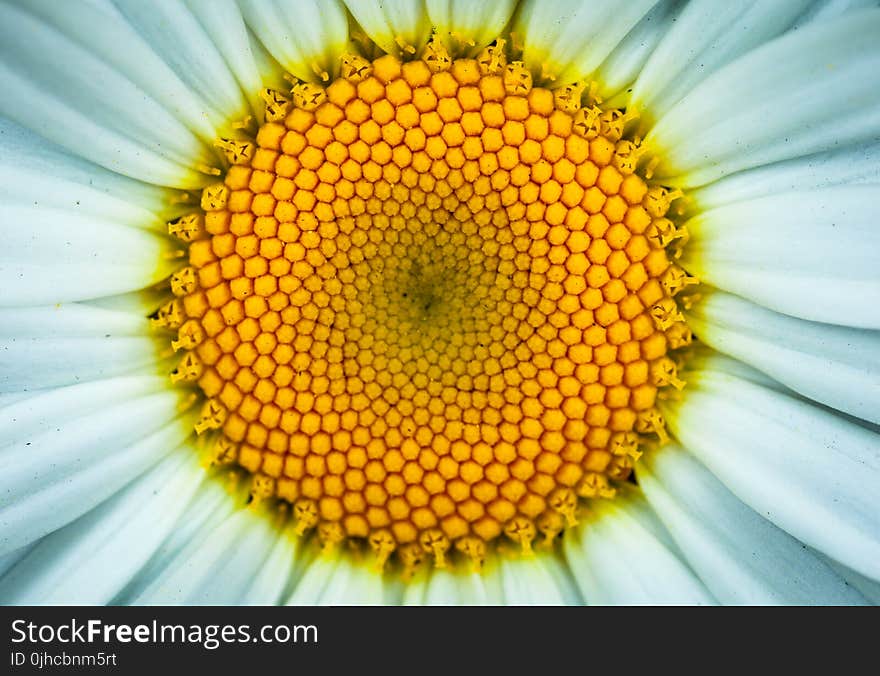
[0,0,878,605]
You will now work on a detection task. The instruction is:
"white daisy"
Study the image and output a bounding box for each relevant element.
[1,0,878,606]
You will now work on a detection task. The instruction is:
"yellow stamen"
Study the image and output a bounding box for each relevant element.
[536,510,565,548]
[422,35,452,73]
[250,473,276,504]
[194,398,227,434]
[455,536,486,572]
[369,528,396,571]
[477,40,507,75]
[318,521,345,553]
[504,516,536,555]
[215,138,256,166]
[167,213,206,242]
[419,528,451,568]
[553,82,586,114]
[399,543,425,579]
[294,498,319,535]
[503,61,532,95]
[205,435,239,467]
[261,89,293,123]
[169,352,203,384]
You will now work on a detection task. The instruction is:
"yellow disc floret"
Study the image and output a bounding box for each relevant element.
[158,42,693,574]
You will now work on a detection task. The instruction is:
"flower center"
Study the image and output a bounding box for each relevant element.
[157,40,694,574]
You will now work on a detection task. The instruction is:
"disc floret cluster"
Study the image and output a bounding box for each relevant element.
[154,36,695,575]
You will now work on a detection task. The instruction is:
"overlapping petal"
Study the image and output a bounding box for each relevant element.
[240,0,349,82]
[664,355,880,581]
[685,290,880,424]
[680,186,880,328]
[344,0,431,58]
[514,0,660,84]
[564,495,716,604]
[426,0,518,53]
[0,204,180,306]
[647,9,880,186]
[639,444,867,604]
[0,453,203,604]
[629,0,813,125]
[0,0,215,187]
[0,377,192,556]
[132,505,296,604]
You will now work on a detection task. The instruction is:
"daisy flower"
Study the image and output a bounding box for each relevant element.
[0,0,878,606]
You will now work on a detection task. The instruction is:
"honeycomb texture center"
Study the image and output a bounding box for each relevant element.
[164,49,689,569]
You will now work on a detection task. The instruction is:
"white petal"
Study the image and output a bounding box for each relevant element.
[687,349,784,392]
[563,494,716,604]
[111,0,251,127]
[87,288,172,317]
[238,34,284,96]
[496,555,576,605]
[344,0,431,57]
[688,141,880,211]
[614,481,687,557]
[639,444,868,604]
[539,555,585,605]
[794,0,880,26]
[514,0,660,84]
[1,335,159,393]
[594,0,682,104]
[285,555,387,605]
[681,186,880,328]
[0,378,191,555]
[686,290,880,424]
[0,204,180,306]
[646,9,880,187]
[0,1,213,188]
[425,0,518,53]
[664,357,880,581]
[402,567,502,605]
[629,0,813,124]
[0,543,36,580]
[820,556,880,604]
[0,303,147,338]
[0,451,203,604]
[239,532,299,604]
[132,506,294,604]
[0,391,42,410]
[184,0,266,116]
[0,375,168,450]
[240,0,349,82]
[0,118,171,230]
[25,0,221,142]
[117,475,237,602]
[0,305,160,392]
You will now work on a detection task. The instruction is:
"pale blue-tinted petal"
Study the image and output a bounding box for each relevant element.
[647,10,880,187]
[563,494,716,604]
[664,355,880,581]
[639,444,868,604]
[0,452,202,604]
[630,0,813,124]
[681,186,880,328]
[686,290,880,424]
[0,0,214,187]
[0,377,191,556]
